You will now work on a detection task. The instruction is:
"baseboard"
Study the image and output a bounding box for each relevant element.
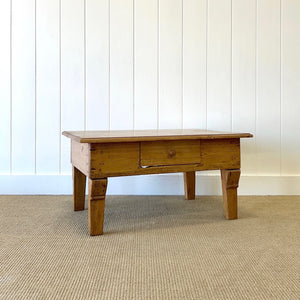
[0,174,300,195]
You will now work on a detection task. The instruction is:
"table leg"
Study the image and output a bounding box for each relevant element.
[221,169,241,219]
[88,178,108,236]
[184,171,195,200]
[73,166,86,211]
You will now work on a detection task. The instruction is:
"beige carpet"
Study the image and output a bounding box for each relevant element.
[0,195,299,299]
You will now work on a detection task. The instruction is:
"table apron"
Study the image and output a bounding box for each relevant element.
[71,138,241,179]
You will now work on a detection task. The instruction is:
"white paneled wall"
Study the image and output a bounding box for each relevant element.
[159,0,182,129]
[36,0,60,174]
[256,0,281,175]
[86,0,109,131]
[207,0,232,132]
[0,0,300,195]
[134,0,158,129]
[11,0,36,174]
[232,0,256,174]
[281,0,300,175]
[183,0,206,129]
[60,0,85,174]
[0,0,10,174]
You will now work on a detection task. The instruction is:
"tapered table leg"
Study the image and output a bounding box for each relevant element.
[88,178,108,236]
[73,166,86,211]
[221,169,241,219]
[184,171,196,200]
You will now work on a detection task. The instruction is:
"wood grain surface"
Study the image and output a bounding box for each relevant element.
[63,129,253,143]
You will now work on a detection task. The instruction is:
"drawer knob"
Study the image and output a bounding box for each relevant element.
[169,149,176,158]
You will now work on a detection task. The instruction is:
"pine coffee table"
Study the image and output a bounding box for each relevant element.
[62,129,253,236]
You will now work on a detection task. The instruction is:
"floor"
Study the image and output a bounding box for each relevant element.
[0,195,299,299]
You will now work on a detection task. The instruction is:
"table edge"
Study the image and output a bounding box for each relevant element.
[62,131,253,143]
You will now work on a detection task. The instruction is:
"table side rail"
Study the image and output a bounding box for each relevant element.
[70,138,241,179]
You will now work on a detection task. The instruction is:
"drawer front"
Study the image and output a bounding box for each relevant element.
[140,140,201,167]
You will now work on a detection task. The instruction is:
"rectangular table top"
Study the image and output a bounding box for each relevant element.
[62,129,253,143]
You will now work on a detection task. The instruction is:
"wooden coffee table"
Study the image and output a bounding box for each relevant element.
[62,129,252,236]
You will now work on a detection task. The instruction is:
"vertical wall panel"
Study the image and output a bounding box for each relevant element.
[11,0,35,173]
[0,0,11,173]
[61,0,85,173]
[134,0,158,130]
[207,0,232,131]
[281,0,300,175]
[86,0,109,130]
[110,0,133,130]
[183,0,207,129]
[159,0,182,129]
[256,0,281,174]
[36,0,60,174]
[232,0,256,175]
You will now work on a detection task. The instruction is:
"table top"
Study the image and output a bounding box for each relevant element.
[62,129,253,143]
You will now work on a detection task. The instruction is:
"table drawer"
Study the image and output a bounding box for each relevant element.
[140,140,201,167]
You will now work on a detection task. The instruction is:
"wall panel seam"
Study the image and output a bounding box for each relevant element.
[255,0,258,175]
[108,0,111,131]
[34,0,37,174]
[279,0,282,175]
[133,0,135,129]
[10,0,12,174]
[181,0,184,129]
[59,0,62,174]
[230,0,233,132]
[157,0,160,129]
[205,0,208,130]
[84,0,87,131]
